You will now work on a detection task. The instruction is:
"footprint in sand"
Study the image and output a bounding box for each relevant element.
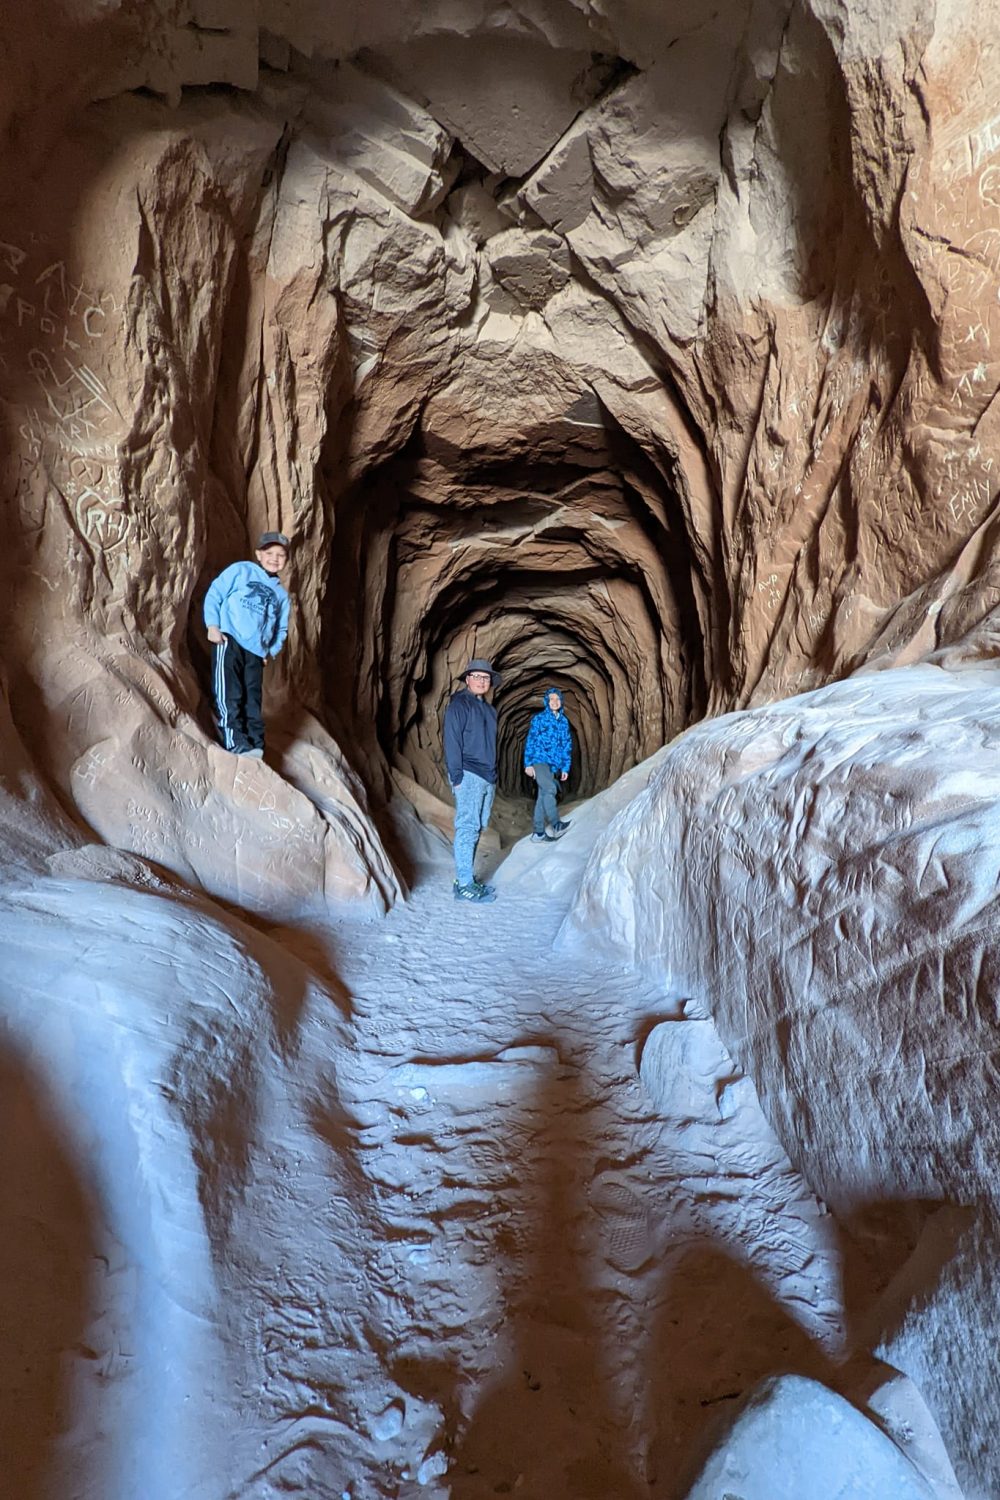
[589,1175,653,1274]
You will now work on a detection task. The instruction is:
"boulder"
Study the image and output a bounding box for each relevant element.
[682,1374,936,1500]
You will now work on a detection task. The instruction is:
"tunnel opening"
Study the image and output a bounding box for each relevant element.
[322,396,710,827]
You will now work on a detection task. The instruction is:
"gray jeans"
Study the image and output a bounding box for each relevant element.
[529,762,559,833]
[452,771,496,886]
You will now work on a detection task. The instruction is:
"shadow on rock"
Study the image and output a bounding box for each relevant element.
[0,1045,99,1500]
[258,916,352,1035]
[657,1203,972,1499]
[834,1195,976,1352]
[647,1242,840,1496]
[448,1063,646,1500]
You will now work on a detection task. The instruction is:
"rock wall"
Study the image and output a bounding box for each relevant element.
[0,58,401,913]
[567,660,1000,1495]
[5,2,1000,900]
[4,0,1000,905]
[3,2,1000,1493]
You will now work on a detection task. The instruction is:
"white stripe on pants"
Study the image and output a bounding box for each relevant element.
[213,638,237,750]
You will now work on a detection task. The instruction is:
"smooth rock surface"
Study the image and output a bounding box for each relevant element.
[569,659,1000,1493]
[682,1374,936,1500]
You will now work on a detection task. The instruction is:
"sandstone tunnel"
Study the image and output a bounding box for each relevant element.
[1,0,928,863]
[324,393,709,805]
[1,3,999,1498]
[0,0,974,899]
[254,45,739,820]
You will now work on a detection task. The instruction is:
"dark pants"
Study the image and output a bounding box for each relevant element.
[530,762,559,833]
[212,637,264,753]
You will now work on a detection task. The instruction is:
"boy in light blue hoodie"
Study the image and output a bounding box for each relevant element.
[203,531,291,757]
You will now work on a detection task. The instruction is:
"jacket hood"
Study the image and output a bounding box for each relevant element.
[542,686,563,709]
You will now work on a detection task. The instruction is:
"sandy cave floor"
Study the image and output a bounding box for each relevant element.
[244,826,874,1500]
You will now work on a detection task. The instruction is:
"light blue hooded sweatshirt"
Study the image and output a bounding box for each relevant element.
[203,561,289,658]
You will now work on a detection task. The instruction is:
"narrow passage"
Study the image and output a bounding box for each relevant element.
[257,840,851,1499]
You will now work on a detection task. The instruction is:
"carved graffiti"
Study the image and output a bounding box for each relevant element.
[76,486,131,550]
[0,238,122,464]
[971,113,1000,173]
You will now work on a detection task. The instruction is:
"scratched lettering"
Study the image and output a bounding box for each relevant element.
[971,113,1000,172]
[0,241,26,275]
[74,746,108,788]
[75,484,131,551]
[980,164,1000,208]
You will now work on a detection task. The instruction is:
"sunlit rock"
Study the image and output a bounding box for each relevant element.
[682,1374,937,1499]
[570,661,1000,1491]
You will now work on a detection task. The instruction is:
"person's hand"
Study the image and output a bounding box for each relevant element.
[207,626,224,644]
[560,772,569,782]
[525,767,535,779]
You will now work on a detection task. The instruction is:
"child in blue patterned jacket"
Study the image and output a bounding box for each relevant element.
[203,531,291,758]
[523,686,573,842]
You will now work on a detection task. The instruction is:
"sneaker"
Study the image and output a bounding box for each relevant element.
[531,831,555,843]
[240,747,265,759]
[550,820,571,837]
[454,878,498,899]
[453,881,496,903]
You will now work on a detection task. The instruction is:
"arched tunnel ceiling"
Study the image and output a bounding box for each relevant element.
[327,395,704,801]
[0,0,996,897]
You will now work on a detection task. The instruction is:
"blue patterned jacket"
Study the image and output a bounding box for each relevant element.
[523,688,573,775]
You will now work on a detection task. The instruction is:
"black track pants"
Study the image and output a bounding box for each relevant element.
[212,637,264,753]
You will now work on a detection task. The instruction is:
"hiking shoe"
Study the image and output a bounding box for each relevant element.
[453,881,496,903]
[531,831,555,843]
[454,878,497,898]
[550,820,571,837]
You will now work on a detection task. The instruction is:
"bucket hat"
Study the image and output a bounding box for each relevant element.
[458,657,501,688]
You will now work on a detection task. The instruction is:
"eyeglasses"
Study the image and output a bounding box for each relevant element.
[468,673,491,682]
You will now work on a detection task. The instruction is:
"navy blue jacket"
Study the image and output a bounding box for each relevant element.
[444,689,497,785]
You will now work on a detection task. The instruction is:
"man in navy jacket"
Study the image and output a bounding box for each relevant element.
[444,658,500,903]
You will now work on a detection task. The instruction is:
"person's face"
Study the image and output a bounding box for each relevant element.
[256,545,288,576]
[547,693,561,713]
[466,671,492,697]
